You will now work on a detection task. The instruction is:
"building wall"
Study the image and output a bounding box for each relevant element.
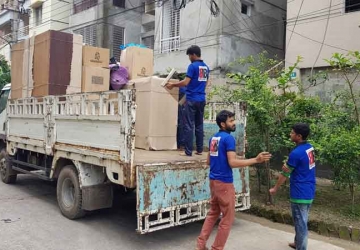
[154,0,286,74]
[30,0,70,36]
[285,0,360,68]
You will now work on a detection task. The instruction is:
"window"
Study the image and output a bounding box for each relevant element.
[241,3,251,16]
[73,0,98,14]
[74,24,98,46]
[113,0,125,8]
[345,0,360,13]
[111,25,125,60]
[142,36,154,49]
[160,0,180,53]
[34,6,42,26]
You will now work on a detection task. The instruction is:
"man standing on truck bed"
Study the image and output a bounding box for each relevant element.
[196,110,272,250]
[166,45,209,156]
[270,123,316,250]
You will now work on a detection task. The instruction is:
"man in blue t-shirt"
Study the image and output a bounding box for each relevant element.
[167,45,209,156]
[196,110,271,250]
[270,123,316,250]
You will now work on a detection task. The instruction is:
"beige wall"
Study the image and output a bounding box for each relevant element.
[29,0,71,36]
[286,0,360,68]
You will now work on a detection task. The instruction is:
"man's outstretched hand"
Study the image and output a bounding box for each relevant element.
[269,187,278,196]
[166,82,174,90]
[256,152,272,163]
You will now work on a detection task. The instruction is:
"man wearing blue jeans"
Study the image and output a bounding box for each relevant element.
[270,123,316,250]
[167,45,209,156]
[177,86,186,150]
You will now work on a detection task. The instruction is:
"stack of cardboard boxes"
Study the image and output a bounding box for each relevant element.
[81,46,110,93]
[120,46,179,151]
[10,31,180,151]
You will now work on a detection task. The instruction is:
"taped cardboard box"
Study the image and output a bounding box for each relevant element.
[66,34,83,95]
[83,46,109,68]
[120,47,154,80]
[10,37,35,99]
[126,76,179,150]
[10,40,26,99]
[82,66,110,93]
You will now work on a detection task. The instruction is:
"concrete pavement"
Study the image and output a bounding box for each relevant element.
[0,175,357,250]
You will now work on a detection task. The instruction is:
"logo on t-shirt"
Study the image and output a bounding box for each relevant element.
[198,66,208,82]
[210,137,221,157]
[306,147,315,169]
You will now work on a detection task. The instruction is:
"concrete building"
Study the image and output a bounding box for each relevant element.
[153,0,287,75]
[0,0,30,61]
[28,0,155,60]
[285,0,360,100]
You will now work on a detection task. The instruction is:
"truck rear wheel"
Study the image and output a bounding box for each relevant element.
[57,165,86,219]
[0,150,17,184]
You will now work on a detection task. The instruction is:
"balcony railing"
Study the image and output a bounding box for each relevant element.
[73,0,98,14]
[160,36,180,53]
[0,25,29,46]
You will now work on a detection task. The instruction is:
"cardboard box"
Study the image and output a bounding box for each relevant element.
[120,47,154,80]
[10,37,35,99]
[82,66,110,93]
[82,46,109,68]
[32,30,73,97]
[67,34,83,95]
[10,40,26,99]
[126,76,179,150]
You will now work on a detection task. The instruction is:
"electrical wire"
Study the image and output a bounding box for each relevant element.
[286,0,304,52]
[310,0,333,78]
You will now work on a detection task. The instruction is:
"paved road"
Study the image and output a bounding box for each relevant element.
[0,175,357,250]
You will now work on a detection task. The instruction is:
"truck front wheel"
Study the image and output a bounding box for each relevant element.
[57,165,86,219]
[0,150,17,184]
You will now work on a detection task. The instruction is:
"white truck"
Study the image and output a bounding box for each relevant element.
[0,83,249,234]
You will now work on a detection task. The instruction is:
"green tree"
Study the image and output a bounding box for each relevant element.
[0,55,10,89]
[320,128,360,213]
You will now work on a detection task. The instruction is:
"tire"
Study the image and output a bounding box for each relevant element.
[0,150,17,184]
[57,165,86,219]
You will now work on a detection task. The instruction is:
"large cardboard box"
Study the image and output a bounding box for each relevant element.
[66,34,83,95]
[120,47,154,80]
[82,46,109,68]
[10,37,35,99]
[10,40,26,99]
[82,66,110,93]
[126,76,179,150]
[32,30,73,97]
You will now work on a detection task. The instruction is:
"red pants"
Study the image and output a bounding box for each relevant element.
[197,180,235,250]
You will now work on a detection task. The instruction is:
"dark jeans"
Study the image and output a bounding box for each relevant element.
[184,100,206,156]
[177,93,186,148]
[291,203,311,250]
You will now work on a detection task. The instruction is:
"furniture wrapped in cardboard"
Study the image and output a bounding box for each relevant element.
[10,37,35,99]
[66,34,83,95]
[32,30,74,97]
[126,76,179,150]
[82,66,110,93]
[82,46,109,68]
[120,47,154,80]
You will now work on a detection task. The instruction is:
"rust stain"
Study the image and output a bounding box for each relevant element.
[142,170,156,210]
[179,183,187,200]
[240,168,247,194]
[55,142,119,157]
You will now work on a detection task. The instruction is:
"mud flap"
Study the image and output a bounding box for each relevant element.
[82,183,113,211]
